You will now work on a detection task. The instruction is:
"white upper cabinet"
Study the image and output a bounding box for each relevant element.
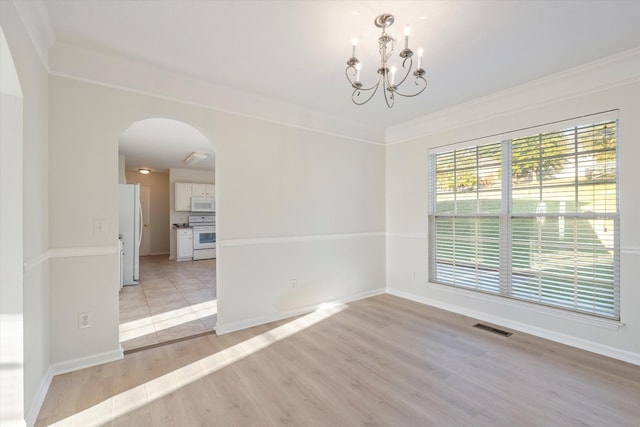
[175,182,215,211]
[192,183,215,198]
[175,182,192,211]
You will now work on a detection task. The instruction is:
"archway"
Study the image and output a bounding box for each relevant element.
[117,118,217,351]
[0,25,25,425]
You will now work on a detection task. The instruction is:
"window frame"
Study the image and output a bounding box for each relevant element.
[428,115,620,320]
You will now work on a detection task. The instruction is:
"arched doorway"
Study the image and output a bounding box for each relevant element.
[117,118,217,351]
[0,25,25,424]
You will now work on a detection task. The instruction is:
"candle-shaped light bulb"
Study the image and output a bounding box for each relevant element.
[390,66,397,85]
[417,47,424,69]
[352,37,358,58]
[404,25,410,49]
[355,63,361,82]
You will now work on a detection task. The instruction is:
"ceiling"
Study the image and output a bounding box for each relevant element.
[38,0,640,171]
[119,118,215,173]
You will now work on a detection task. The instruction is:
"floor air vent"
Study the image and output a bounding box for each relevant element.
[473,323,513,337]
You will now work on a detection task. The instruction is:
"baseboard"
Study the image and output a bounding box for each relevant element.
[23,347,123,426]
[50,346,124,377]
[215,288,385,335]
[148,252,169,256]
[387,288,640,366]
[24,366,54,427]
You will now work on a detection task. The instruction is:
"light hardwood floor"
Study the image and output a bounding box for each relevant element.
[37,294,640,426]
[119,255,216,351]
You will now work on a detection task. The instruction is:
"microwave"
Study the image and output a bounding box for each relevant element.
[191,197,215,212]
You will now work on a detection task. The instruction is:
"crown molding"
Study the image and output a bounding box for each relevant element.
[10,0,383,143]
[12,0,54,72]
[13,0,639,147]
[48,42,385,145]
[386,47,640,145]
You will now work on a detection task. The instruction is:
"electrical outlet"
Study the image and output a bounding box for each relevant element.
[78,312,92,329]
[290,279,298,289]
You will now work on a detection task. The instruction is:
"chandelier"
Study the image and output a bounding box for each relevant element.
[345,13,427,108]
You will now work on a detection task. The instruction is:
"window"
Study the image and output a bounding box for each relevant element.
[428,117,619,319]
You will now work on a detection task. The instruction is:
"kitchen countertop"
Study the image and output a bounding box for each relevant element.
[172,223,192,229]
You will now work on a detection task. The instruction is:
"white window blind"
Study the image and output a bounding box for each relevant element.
[428,118,619,319]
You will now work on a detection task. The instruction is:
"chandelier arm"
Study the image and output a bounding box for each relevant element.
[345,65,358,87]
[352,78,382,105]
[345,65,380,92]
[382,82,395,108]
[390,76,428,98]
[394,56,414,88]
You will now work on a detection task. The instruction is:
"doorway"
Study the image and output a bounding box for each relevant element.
[139,186,150,256]
[0,25,25,424]
[117,118,217,351]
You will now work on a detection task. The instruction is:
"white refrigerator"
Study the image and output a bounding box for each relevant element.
[119,183,142,285]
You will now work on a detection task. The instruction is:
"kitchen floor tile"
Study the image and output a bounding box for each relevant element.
[120,331,160,352]
[147,297,190,316]
[142,285,180,299]
[173,279,208,292]
[181,288,216,305]
[155,319,209,342]
[199,314,218,329]
[119,305,151,322]
[141,277,175,288]
[118,255,217,351]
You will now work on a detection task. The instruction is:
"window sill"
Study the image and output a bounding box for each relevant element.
[427,281,624,331]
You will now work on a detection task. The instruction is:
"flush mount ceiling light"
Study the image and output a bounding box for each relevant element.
[346,13,427,108]
[183,152,208,166]
[138,168,151,174]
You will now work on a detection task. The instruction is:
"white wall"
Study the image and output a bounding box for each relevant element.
[168,167,214,260]
[47,77,121,369]
[386,50,640,364]
[214,118,386,331]
[1,1,50,425]
[48,74,386,365]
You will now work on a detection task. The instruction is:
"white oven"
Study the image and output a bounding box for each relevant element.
[193,226,216,250]
[189,215,216,260]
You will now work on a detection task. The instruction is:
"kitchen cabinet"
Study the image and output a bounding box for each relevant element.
[177,228,193,261]
[192,183,215,198]
[175,182,215,211]
[175,182,192,211]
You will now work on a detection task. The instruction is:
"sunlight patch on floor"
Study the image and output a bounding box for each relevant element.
[119,300,217,342]
[51,303,346,427]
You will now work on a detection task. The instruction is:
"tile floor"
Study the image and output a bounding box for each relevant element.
[119,255,217,351]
